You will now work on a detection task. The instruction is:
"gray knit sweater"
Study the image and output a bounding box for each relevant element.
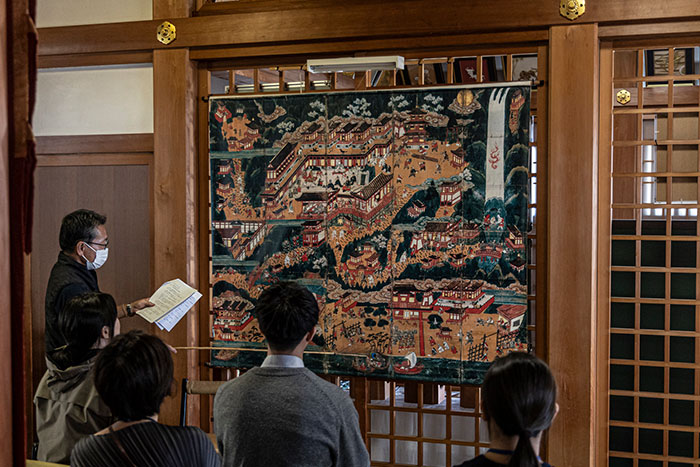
[213,367,370,467]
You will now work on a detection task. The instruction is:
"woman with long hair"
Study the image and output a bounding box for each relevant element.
[34,292,119,464]
[71,330,221,467]
[455,352,559,467]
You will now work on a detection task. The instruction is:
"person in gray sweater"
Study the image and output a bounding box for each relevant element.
[213,281,370,467]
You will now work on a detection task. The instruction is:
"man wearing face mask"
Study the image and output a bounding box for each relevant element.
[44,209,154,353]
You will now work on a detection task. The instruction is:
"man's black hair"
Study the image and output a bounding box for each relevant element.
[255,281,319,352]
[50,292,118,370]
[59,209,107,252]
[94,330,173,422]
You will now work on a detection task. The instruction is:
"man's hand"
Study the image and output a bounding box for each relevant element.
[131,298,155,310]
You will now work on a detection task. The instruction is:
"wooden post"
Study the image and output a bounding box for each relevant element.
[350,377,368,437]
[535,44,550,361]
[368,380,389,401]
[0,3,13,463]
[597,41,613,467]
[404,382,445,404]
[546,23,599,466]
[197,66,214,430]
[153,0,194,19]
[459,385,478,409]
[153,48,199,426]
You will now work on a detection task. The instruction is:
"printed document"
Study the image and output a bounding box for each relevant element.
[137,279,202,332]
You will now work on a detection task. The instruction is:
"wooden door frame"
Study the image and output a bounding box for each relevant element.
[594,30,700,466]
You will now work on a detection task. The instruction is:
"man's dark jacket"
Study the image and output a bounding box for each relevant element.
[44,251,99,353]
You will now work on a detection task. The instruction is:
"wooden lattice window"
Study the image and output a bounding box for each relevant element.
[608,45,700,466]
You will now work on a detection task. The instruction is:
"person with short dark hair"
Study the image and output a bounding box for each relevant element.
[44,209,154,353]
[34,292,119,464]
[454,352,559,467]
[71,330,221,467]
[213,281,370,467]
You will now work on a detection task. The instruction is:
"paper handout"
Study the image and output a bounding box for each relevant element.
[137,279,202,332]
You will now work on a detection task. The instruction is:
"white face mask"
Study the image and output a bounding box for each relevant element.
[82,243,109,270]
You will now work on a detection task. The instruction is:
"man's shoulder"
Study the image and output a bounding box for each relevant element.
[214,367,264,401]
[215,367,351,404]
[293,369,357,416]
[46,257,94,295]
[303,370,350,398]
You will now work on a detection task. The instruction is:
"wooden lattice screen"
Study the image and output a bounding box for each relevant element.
[204,48,547,467]
[608,45,700,466]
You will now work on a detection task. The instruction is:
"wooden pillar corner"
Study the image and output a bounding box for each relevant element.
[546,23,599,467]
[153,48,199,426]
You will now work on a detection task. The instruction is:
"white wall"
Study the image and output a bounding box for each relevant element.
[34,65,154,136]
[36,0,152,28]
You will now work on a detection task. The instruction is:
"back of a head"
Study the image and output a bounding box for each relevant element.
[59,209,107,252]
[255,281,319,352]
[482,352,557,467]
[50,292,118,370]
[94,330,173,421]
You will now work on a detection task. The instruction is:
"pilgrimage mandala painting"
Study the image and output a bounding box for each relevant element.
[208,84,530,384]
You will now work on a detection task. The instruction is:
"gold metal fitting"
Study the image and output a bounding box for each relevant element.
[560,0,585,20]
[157,21,176,45]
[616,89,631,105]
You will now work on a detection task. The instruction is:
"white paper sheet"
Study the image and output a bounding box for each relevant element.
[156,291,202,332]
[137,279,201,332]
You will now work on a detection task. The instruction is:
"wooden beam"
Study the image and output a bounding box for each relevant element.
[36,134,154,155]
[599,19,700,40]
[153,48,198,426]
[37,0,700,57]
[193,31,546,64]
[547,23,599,467]
[38,51,152,69]
[36,153,152,167]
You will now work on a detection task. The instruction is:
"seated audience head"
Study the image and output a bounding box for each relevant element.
[94,330,173,422]
[255,281,319,352]
[59,209,109,268]
[482,352,558,467]
[50,292,119,370]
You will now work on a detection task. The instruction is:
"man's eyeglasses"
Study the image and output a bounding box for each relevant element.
[86,240,109,248]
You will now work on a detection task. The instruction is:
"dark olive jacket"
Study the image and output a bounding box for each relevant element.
[34,356,112,464]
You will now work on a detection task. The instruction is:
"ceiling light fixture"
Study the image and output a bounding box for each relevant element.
[307,56,405,73]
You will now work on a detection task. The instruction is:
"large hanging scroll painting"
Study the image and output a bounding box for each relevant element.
[209,85,530,384]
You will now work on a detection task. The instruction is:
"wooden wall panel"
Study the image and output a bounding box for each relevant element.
[30,165,152,397]
[153,48,198,426]
[546,24,599,466]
